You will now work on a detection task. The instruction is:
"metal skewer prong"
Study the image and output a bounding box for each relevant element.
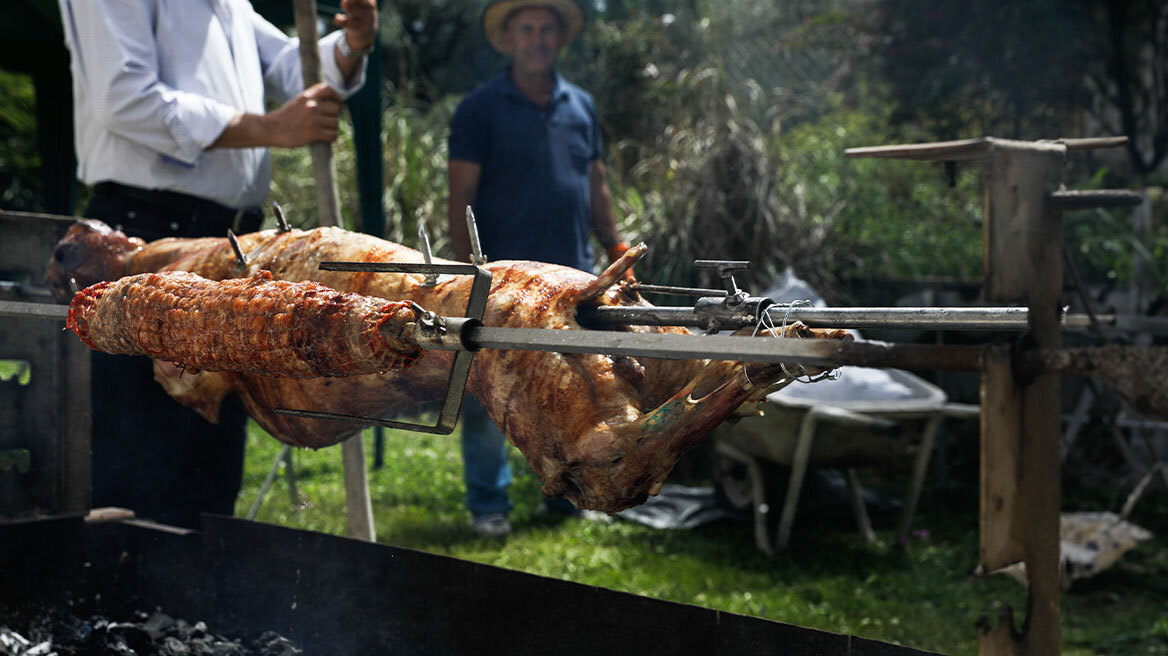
[466,206,486,266]
[417,221,439,286]
[226,230,248,268]
[272,201,292,233]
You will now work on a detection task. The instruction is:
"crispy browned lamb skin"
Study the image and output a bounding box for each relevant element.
[67,270,424,378]
[48,222,851,512]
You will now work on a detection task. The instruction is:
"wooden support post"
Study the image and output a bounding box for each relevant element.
[978,140,1065,656]
[843,136,1138,655]
[292,0,375,542]
[293,0,344,229]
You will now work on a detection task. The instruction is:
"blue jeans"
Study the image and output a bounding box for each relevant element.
[460,398,580,518]
[460,397,513,518]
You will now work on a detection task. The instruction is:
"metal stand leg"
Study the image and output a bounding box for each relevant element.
[714,440,774,553]
[776,409,820,551]
[1061,386,1095,463]
[373,426,385,470]
[897,413,943,543]
[247,444,293,520]
[846,468,877,544]
[282,446,299,507]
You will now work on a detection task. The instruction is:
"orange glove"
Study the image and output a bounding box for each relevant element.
[607,241,636,282]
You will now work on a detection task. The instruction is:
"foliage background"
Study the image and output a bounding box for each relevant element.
[258,0,1166,298]
[3,0,1164,296]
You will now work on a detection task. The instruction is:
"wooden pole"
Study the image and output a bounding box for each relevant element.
[292,0,376,542]
[293,0,344,229]
[978,139,1065,656]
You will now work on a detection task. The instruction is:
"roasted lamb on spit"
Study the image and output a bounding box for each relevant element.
[67,270,424,377]
[49,220,850,512]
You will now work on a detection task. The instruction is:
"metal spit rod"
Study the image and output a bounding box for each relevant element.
[0,292,982,384]
[0,295,1133,334]
[0,299,69,320]
[606,261,1068,332]
[460,325,983,371]
[587,304,1077,332]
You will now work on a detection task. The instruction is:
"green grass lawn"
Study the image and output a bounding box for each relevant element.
[236,420,1168,656]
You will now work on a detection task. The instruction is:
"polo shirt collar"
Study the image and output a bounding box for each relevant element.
[501,65,570,106]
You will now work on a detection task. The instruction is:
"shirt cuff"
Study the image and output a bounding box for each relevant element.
[161,92,240,165]
[319,30,367,99]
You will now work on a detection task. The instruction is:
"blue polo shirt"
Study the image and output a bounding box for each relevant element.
[449,68,602,272]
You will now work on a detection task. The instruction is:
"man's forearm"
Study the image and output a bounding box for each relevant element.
[592,203,620,251]
[443,180,471,260]
[448,159,482,262]
[211,111,271,149]
[212,84,342,150]
[590,163,621,251]
[448,193,473,263]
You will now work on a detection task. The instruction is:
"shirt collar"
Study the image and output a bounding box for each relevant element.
[501,65,570,107]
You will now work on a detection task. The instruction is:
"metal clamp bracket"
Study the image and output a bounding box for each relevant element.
[692,259,755,331]
[694,259,749,305]
[272,261,492,435]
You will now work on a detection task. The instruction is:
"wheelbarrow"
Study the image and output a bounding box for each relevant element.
[712,367,979,553]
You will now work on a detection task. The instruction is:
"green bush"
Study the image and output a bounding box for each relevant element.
[565,14,989,297]
[778,105,985,295]
[602,66,984,298]
[0,71,42,212]
[1065,183,1168,293]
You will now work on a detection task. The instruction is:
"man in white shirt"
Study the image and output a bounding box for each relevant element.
[57,0,377,529]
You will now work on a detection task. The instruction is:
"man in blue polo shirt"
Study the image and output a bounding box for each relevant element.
[447,0,629,537]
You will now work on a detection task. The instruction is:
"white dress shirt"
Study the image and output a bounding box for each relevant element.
[59,0,367,209]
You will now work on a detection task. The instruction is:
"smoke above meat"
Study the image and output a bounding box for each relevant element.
[48,221,850,512]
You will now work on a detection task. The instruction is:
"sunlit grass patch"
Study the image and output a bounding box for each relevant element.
[237,419,1168,655]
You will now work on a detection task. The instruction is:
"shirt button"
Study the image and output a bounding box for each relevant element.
[170,221,180,232]
[127,210,137,219]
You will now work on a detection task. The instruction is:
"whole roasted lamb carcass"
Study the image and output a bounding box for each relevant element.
[48,220,849,512]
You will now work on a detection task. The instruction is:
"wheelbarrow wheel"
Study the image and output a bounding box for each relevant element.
[713,451,755,512]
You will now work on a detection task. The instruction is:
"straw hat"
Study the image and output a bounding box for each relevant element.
[481,0,584,54]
